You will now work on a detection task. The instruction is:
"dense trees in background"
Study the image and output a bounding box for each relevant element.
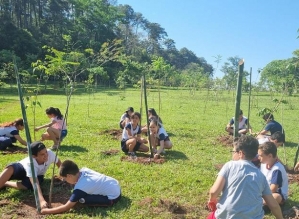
[0,0,298,94]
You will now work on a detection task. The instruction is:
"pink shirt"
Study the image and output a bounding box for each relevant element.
[51,117,67,130]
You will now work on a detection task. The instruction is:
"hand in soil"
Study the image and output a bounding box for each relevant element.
[154,154,160,159]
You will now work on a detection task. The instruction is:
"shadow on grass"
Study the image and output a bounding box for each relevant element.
[164,150,188,160]
[286,142,299,148]
[60,144,88,152]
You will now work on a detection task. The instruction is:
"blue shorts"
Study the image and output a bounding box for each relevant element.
[60,130,68,141]
[0,137,12,150]
[120,139,141,153]
[73,189,121,206]
[7,163,44,190]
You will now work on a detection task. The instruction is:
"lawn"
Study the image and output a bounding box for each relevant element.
[0,86,299,219]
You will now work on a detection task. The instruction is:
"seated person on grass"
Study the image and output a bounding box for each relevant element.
[119,107,134,129]
[225,110,252,135]
[0,141,61,209]
[207,135,283,219]
[258,113,284,136]
[41,160,121,214]
[258,142,288,206]
[121,112,149,158]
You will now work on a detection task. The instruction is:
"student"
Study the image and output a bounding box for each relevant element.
[207,135,283,219]
[41,160,121,214]
[259,113,283,136]
[35,107,67,150]
[121,112,149,158]
[149,119,172,158]
[141,108,163,134]
[0,141,61,208]
[0,118,27,150]
[257,131,285,147]
[225,110,252,135]
[258,142,288,206]
[119,107,134,129]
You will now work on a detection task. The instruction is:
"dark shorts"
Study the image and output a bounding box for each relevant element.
[60,130,68,140]
[157,136,170,145]
[120,139,141,153]
[7,163,44,190]
[0,137,13,151]
[79,194,121,206]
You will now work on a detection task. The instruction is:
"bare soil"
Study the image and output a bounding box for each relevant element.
[1,145,27,155]
[99,129,123,140]
[121,154,166,165]
[216,135,234,148]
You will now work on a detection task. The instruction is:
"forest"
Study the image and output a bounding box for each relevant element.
[0,0,299,94]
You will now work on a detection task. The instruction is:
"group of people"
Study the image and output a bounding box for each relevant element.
[119,107,173,159]
[207,110,290,218]
[0,107,67,151]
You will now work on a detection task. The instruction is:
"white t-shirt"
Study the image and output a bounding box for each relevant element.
[121,122,141,141]
[0,126,18,137]
[74,167,120,200]
[258,136,270,145]
[18,149,58,178]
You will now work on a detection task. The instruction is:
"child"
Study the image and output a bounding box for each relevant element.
[121,112,149,158]
[207,136,283,219]
[0,118,27,150]
[41,160,121,214]
[258,142,288,205]
[141,108,163,134]
[257,131,285,147]
[35,107,67,150]
[259,113,284,136]
[119,107,134,129]
[225,109,252,135]
[149,119,172,158]
[0,141,61,209]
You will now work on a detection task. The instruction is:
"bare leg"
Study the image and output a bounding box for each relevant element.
[138,144,149,152]
[126,139,137,152]
[0,166,14,189]
[164,140,173,149]
[5,181,27,190]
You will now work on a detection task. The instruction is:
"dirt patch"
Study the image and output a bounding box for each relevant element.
[1,145,27,155]
[101,149,120,155]
[216,135,234,147]
[99,129,122,140]
[121,154,166,164]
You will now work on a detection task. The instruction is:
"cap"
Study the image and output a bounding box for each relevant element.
[31,141,46,155]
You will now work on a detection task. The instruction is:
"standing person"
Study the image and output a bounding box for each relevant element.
[0,141,61,208]
[35,107,67,150]
[225,109,252,135]
[149,119,172,159]
[41,160,121,214]
[121,112,149,158]
[0,118,27,150]
[259,113,284,136]
[119,107,134,129]
[207,135,283,219]
[258,142,288,206]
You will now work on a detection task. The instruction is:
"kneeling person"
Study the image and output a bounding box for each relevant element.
[41,160,121,214]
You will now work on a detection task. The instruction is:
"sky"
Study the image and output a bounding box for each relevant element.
[116,0,299,82]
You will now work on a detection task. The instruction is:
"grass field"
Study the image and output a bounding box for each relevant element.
[0,85,299,219]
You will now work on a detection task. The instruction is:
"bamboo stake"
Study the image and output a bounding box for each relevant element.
[247,67,252,133]
[234,59,244,139]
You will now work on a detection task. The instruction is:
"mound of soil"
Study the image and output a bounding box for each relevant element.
[216,135,234,147]
[99,129,122,140]
[101,149,120,155]
[121,155,166,164]
[1,145,27,155]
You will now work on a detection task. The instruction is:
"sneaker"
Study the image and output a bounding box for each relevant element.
[128,152,137,159]
[50,145,58,150]
[161,149,166,154]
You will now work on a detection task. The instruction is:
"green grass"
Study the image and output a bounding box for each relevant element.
[0,86,299,218]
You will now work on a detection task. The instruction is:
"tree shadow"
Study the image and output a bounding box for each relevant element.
[163,150,188,160]
[59,144,88,153]
[286,142,298,148]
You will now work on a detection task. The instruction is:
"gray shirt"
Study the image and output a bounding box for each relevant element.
[215,160,271,219]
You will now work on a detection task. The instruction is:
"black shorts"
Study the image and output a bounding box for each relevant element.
[120,139,141,153]
[0,137,12,150]
[7,163,44,190]
[157,136,170,145]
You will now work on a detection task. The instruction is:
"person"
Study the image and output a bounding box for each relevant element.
[257,131,285,147]
[207,135,283,219]
[259,113,283,136]
[149,119,172,159]
[121,112,149,158]
[0,118,27,150]
[225,110,252,135]
[35,107,67,150]
[0,141,61,208]
[119,107,134,129]
[41,160,121,214]
[141,108,163,134]
[258,142,288,206]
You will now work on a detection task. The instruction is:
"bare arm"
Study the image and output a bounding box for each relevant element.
[259,130,268,135]
[294,162,299,172]
[29,177,48,208]
[56,159,62,168]
[41,200,76,214]
[270,184,279,193]
[263,194,283,219]
[156,140,165,155]
[35,121,56,131]
[14,135,27,146]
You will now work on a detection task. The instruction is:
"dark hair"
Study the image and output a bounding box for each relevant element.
[148,108,163,124]
[0,118,24,128]
[263,113,274,121]
[149,118,162,128]
[30,141,46,156]
[235,135,259,160]
[270,131,285,143]
[125,107,134,113]
[259,142,277,158]
[46,107,63,120]
[59,160,79,177]
[239,109,243,115]
[131,112,141,120]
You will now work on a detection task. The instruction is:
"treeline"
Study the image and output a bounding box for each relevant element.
[0,0,214,89]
